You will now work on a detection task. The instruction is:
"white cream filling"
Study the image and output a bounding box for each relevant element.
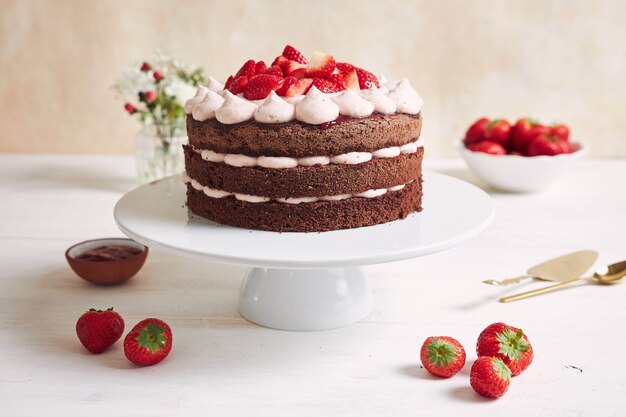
[193,137,423,169]
[182,172,413,204]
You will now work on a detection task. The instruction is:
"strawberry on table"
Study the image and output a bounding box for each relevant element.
[476,322,533,376]
[463,117,490,146]
[76,307,125,354]
[470,356,511,398]
[468,141,506,155]
[420,336,466,378]
[124,318,172,366]
[484,119,512,146]
[282,45,308,64]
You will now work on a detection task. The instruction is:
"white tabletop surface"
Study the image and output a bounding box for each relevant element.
[1,154,625,417]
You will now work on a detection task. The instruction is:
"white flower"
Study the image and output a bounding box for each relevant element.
[114,68,155,99]
[164,79,197,104]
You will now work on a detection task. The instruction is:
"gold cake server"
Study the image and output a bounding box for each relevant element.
[483,250,598,286]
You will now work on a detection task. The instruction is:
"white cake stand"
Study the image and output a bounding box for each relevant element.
[114,171,494,331]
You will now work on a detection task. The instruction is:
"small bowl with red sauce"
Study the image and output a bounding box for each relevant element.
[65,238,148,285]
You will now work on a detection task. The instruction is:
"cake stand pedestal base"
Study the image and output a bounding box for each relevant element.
[238,267,372,331]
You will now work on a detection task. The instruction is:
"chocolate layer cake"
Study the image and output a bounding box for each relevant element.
[182,45,424,232]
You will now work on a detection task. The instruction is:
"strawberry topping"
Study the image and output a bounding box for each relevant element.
[311,78,342,94]
[244,74,282,100]
[282,45,308,64]
[305,52,336,78]
[222,46,381,99]
[228,76,249,95]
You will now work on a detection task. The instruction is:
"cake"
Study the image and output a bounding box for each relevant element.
[182,45,424,232]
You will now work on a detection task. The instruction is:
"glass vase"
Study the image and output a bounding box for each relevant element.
[135,120,186,184]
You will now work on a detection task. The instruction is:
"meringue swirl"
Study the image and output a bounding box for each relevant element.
[331,89,375,118]
[191,90,225,122]
[254,91,295,123]
[215,91,258,124]
[294,86,340,125]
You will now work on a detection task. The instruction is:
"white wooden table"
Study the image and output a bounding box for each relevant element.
[1,154,625,417]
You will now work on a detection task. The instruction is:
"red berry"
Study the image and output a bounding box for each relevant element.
[235,59,257,78]
[271,55,289,68]
[124,318,172,366]
[464,117,490,146]
[140,62,151,72]
[420,336,466,378]
[153,71,163,82]
[282,60,306,77]
[275,76,298,96]
[343,69,360,91]
[263,65,283,78]
[550,124,570,141]
[326,73,346,90]
[283,78,313,97]
[124,103,136,114]
[254,61,267,74]
[290,68,307,79]
[305,52,336,78]
[484,119,512,146]
[311,78,342,94]
[144,90,157,103]
[468,140,506,155]
[476,322,533,376]
[336,62,355,74]
[224,75,234,90]
[282,45,308,64]
[244,74,282,100]
[527,134,569,156]
[470,357,511,398]
[510,118,547,153]
[228,76,249,95]
[354,67,379,89]
[76,308,125,354]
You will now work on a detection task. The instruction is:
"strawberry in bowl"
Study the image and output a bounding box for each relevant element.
[458,117,586,193]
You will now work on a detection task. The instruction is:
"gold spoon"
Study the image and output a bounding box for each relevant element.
[483,250,598,286]
[500,260,626,303]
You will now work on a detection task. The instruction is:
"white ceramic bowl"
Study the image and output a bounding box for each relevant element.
[457,140,587,193]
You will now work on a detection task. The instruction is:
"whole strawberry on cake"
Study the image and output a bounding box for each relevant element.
[182,45,424,232]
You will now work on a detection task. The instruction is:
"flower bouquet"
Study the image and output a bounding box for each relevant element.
[114,51,206,183]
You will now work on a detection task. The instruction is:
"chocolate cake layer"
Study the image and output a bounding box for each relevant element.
[184,145,423,198]
[187,113,422,158]
[186,179,423,232]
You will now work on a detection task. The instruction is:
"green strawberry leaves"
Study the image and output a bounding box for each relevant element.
[497,327,530,360]
[135,321,168,353]
[426,339,458,368]
[491,357,512,381]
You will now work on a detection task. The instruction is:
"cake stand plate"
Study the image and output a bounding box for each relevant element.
[114,171,494,331]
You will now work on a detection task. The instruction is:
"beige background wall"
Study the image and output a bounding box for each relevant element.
[0,0,624,157]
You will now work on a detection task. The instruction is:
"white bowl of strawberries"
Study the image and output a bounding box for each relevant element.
[458,118,586,193]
